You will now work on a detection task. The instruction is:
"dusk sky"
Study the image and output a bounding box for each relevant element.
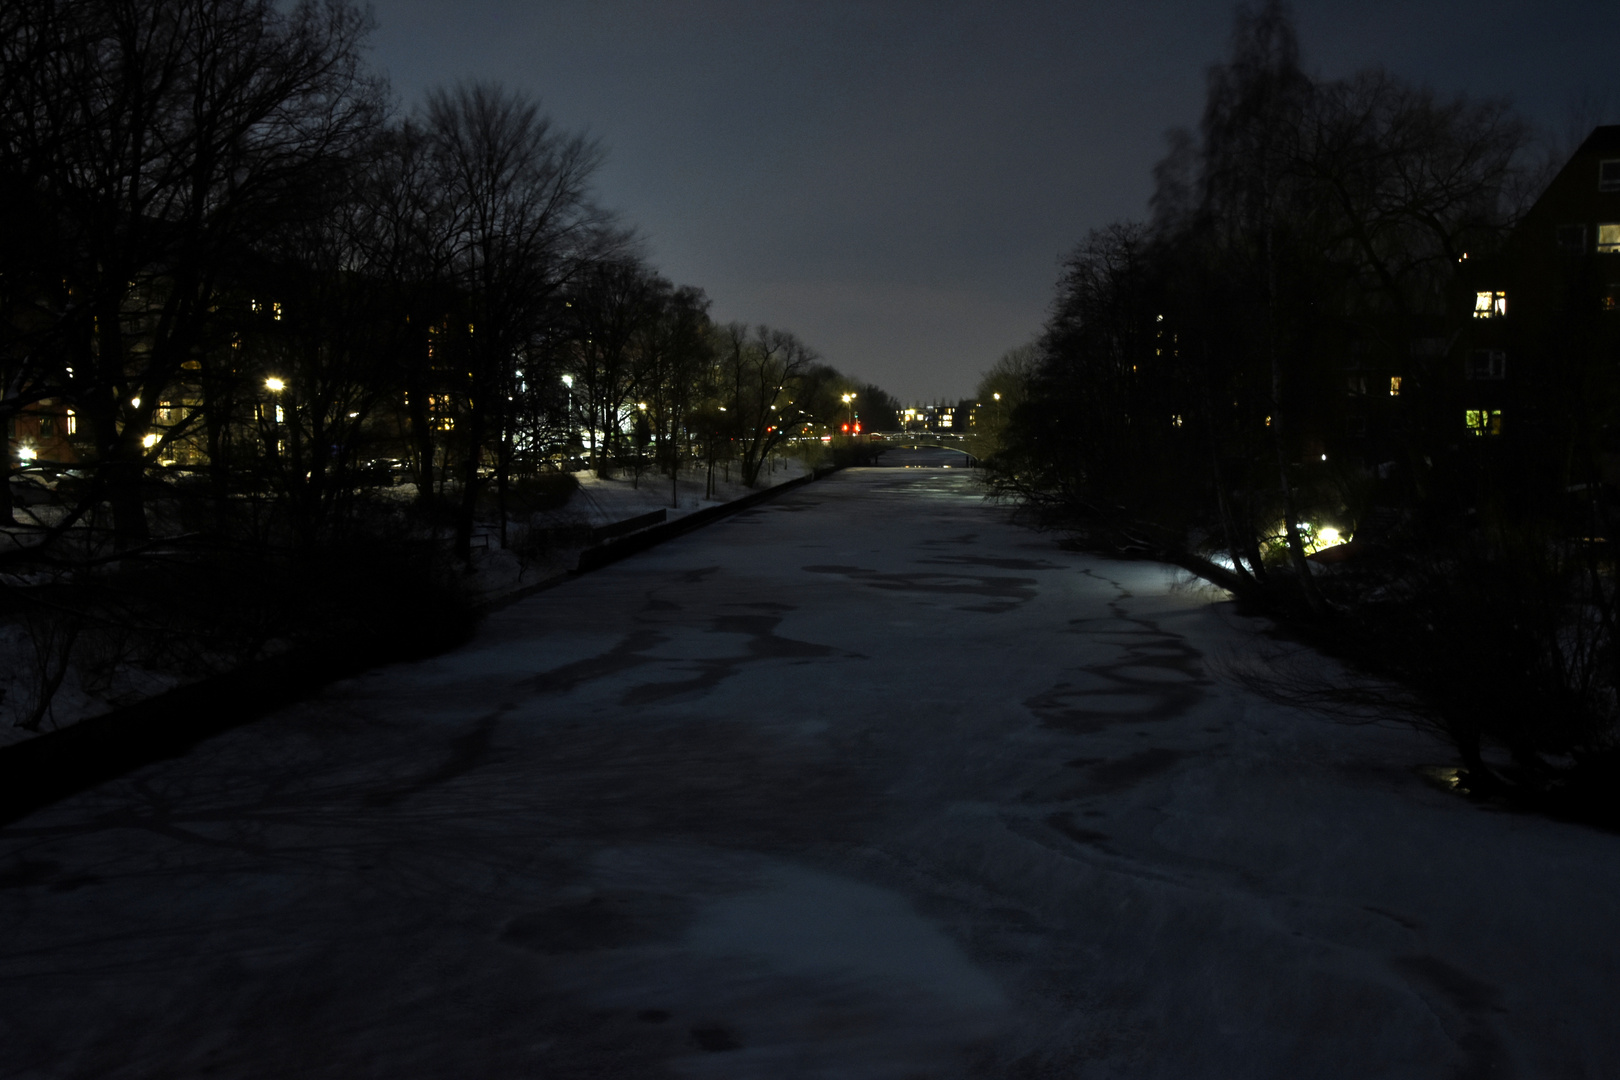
[364,1,1620,402]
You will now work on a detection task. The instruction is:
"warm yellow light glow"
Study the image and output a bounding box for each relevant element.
[1465,408,1503,436]
[17,446,37,462]
[265,377,285,392]
[1317,527,1341,546]
[993,392,1001,401]
[1474,290,1506,318]
[142,433,159,449]
[130,397,140,409]
[1390,376,1402,396]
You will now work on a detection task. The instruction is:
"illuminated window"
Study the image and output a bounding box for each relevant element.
[1600,159,1620,192]
[65,409,76,435]
[1468,350,1506,380]
[1559,224,1587,253]
[1474,290,1506,318]
[1600,225,1620,254]
[1171,414,1184,427]
[275,404,284,424]
[1465,409,1503,436]
[1389,376,1402,396]
[250,299,261,313]
[272,302,283,321]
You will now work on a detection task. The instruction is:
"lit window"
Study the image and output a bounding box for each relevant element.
[1600,159,1620,192]
[1171,414,1184,427]
[1468,350,1506,380]
[272,302,283,321]
[66,409,76,435]
[275,404,284,424]
[1474,290,1506,318]
[250,299,261,313]
[1389,376,1402,396]
[1600,225,1620,254]
[1465,409,1503,436]
[1558,224,1586,254]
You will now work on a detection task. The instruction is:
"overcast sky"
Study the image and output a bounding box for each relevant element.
[363,0,1620,402]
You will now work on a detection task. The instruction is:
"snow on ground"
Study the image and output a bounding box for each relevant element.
[2,467,1617,1077]
[0,459,810,745]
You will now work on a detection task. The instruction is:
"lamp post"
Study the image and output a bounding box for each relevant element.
[841,392,856,434]
[264,376,285,460]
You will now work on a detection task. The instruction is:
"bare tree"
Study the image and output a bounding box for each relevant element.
[0,0,383,547]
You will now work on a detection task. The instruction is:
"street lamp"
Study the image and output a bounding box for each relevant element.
[841,392,856,433]
[265,377,285,392]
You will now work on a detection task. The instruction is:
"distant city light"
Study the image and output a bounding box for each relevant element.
[265,377,285,392]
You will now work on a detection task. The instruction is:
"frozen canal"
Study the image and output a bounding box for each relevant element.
[2,468,1618,1078]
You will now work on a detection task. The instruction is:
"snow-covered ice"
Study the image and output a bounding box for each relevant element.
[0,467,1617,1078]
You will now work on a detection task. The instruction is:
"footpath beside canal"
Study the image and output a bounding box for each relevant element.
[2,468,1617,1078]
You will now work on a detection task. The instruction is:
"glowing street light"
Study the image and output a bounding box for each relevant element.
[264,377,285,392]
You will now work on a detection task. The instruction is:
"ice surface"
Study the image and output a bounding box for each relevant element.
[1,468,1618,1078]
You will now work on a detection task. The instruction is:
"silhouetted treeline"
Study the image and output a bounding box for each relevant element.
[0,0,891,562]
[991,2,1620,819]
[0,0,896,732]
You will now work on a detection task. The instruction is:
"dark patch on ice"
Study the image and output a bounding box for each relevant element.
[690,1025,740,1052]
[619,610,835,705]
[1047,811,1111,847]
[1394,955,1505,1014]
[1085,748,1184,792]
[501,892,687,954]
[643,597,681,612]
[1029,584,1208,729]
[0,858,60,888]
[637,1009,670,1023]
[1364,905,1421,931]
[918,533,978,546]
[48,874,100,892]
[1064,757,1105,768]
[681,566,722,584]
[528,629,670,694]
[365,711,501,807]
[922,554,1064,571]
[802,565,1037,607]
[1392,954,1511,1080]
